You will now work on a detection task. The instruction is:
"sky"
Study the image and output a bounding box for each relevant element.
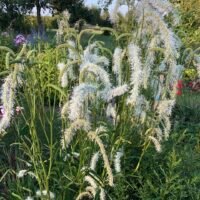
[84,0,100,8]
[31,0,127,16]
[84,0,128,14]
[31,0,100,16]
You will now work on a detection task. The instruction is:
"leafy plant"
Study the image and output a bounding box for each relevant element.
[0,1,199,199]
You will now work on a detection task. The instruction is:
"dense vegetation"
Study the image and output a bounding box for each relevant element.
[0,0,199,199]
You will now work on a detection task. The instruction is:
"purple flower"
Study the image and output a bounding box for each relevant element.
[14,34,26,46]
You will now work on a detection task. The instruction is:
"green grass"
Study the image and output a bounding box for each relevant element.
[174,89,200,131]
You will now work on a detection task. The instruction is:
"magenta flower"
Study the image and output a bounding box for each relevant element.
[0,105,5,117]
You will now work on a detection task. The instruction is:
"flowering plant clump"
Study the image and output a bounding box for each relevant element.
[53,1,188,198]
[0,2,199,200]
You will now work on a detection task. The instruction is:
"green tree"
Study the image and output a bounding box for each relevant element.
[0,0,23,30]
[50,0,86,23]
[20,0,50,32]
[0,0,49,32]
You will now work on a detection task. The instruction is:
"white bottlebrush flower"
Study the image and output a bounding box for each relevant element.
[57,62,68,87]
[68,83,97,121]
[36,190,55,199]
[163,116,171,140]
[101,84,128,102]
[80,63,111,88]
[106,103,117,124]
[81,43,96,61]
[157,100,175,117]
[127,43,143,105]
[57,20,66,35]
[68,64,76,81]
[67,40,77,60]
[81,43,109,69]
[61,119,91,148]
[61,102,69,118]
[149,136,162,152]
[0,114,10,133]
[113,47,123,84]
[95,126,107,134]
[143,37,157,89]
[114,150,123,173]
[63,9,71,20]
[90,152,100,171]
[16,63,25,86]
[57,62,66,71]
[148,0,173,17]
[149,0,180,25]
[0,73,17,132]
[76,192,92,200]
[17,169,27,178]
[110,0,121,23]
[136,0,181,54]
[86,186,96,197]
[154,127,163,142]
[157,19,180,61]
[113,47,122,74]
[100,187,106,200]
[140,111,147,123]
[61,71,68,88]
[25,196,34,200]
[136,2,180,67]
[80,54,109,69]
[88,131,114,187]
[85,175,98,189]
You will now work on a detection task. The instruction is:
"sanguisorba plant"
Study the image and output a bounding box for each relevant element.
[55,0,191,199]
[1,0,199,199]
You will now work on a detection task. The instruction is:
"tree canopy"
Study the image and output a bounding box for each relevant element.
[0,0,86,31]
[0,0,111,32]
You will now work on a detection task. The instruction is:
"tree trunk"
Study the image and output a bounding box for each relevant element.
[36,0,43,34]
